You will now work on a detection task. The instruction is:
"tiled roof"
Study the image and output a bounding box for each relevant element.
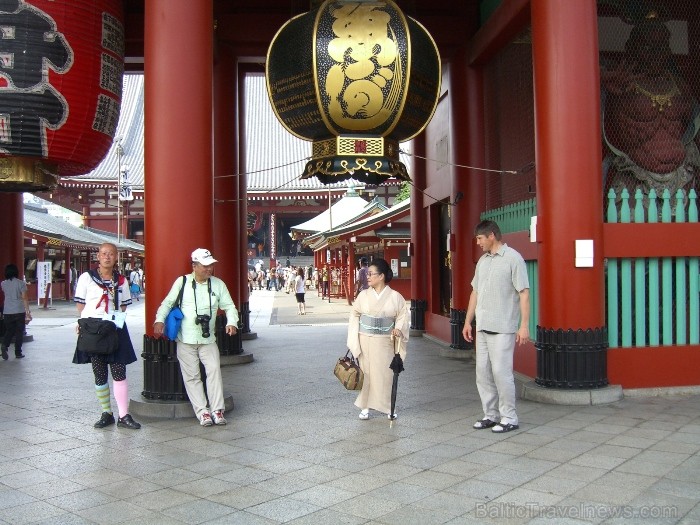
[291,190,387,235]
[61,74,145,189]
[24,204,144,253]
[306,197,411,249]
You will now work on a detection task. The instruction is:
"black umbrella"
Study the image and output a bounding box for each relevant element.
[389,344,404,422]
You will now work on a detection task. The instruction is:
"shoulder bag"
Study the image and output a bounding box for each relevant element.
[77,318,119,355]
[334,350,364,390]
[164,276,187,340]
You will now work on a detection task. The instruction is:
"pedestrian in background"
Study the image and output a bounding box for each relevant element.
[1,263,30,360]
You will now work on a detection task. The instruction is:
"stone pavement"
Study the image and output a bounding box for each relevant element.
[1,289,699,524]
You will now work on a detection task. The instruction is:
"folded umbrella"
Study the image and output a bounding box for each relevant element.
[389,346,404,422]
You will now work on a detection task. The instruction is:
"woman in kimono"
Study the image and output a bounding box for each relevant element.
[347,258,408,420]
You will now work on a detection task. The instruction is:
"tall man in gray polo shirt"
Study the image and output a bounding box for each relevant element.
[462,220,530,433]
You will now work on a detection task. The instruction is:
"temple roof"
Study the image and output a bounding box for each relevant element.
[24,204,144,254]
[306,197,411,249]
[291,188,387,236]
[61,74,145,190]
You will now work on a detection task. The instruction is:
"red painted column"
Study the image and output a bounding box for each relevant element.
[450,48,470,310]
[409,133,427,330]
[213,45,239,300]
[144,0,213,332]
[347,242,355,304]
[532,0,603,328]
[465,66,486,274]
[0,193,24,278]
[448,48,472,349]
[237,65,252,334]
[532,0,606,387]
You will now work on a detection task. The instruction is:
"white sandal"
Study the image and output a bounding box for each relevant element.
[358,409,369,420]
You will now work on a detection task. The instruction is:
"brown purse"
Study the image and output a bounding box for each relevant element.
[334,350,364,390]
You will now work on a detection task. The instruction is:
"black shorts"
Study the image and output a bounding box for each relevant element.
[295,292,305,303]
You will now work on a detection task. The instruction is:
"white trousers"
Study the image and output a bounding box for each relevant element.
[176,342,225,418]
[475,331,518,425]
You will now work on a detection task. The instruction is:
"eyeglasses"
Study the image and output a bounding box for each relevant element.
[367,272,381,277]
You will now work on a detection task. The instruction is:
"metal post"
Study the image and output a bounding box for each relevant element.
[115,140,123,268]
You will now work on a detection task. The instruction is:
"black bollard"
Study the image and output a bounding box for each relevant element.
[215,313,243,355]
[141,335,188,401]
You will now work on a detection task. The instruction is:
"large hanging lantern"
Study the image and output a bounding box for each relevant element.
[0,0,123,191]
[266,0,440,184]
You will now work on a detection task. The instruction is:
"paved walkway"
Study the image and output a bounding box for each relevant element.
[1,289,699,524]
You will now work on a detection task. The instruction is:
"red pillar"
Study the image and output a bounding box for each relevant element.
[213,45,239,298]
[465,66,486,273]
[144,0,213,332]
[0,193,24,277]
[237,65,252,333]
[410,133,427,330]
[532,0,606,386]
[449,47,471,348]
[532,0,603,328]
[347,242,355,304]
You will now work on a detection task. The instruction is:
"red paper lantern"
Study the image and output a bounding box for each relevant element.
[0,0,123,191]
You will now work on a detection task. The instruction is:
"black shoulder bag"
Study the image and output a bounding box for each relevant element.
[77,271,121,355]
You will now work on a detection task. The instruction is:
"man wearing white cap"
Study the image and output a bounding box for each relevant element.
[154,249,239,426]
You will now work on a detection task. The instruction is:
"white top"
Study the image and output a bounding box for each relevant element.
[74,271,132,318]
[295,275,305,293]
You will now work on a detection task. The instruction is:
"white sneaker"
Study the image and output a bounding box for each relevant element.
[388,413,398,420]
[199,412,213,427]
[358,409,369,420]
[212,410,227,425]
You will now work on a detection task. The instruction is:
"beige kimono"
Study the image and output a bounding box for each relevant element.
[347,286,409,414]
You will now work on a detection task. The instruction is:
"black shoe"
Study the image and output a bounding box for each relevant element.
[15,353,25,359]
[117,414,141,429]
[94,412,115,428]
[1,347,8,360]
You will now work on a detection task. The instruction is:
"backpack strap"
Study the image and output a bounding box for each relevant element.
[175,275,187,308]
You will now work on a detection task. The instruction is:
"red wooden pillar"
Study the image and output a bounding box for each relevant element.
[532,0,607,387]
[410,133,427,330]
[64,248,72,300]
[347,242,355,304]
[0,193,24,278]
[213,45,238,299]
[237,65,253,336]
[144,0,213,332]
[449,47,471,349]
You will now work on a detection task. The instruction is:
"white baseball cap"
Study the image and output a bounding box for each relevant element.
[191,248,218,266]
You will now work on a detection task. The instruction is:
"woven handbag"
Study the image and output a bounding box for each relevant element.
[334,350,364,390]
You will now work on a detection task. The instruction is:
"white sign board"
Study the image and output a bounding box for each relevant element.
[391,258,399,276]
[37,261,52,306]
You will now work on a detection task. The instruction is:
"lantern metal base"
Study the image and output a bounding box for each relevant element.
[0,157,58,192]
[302,156,409,185]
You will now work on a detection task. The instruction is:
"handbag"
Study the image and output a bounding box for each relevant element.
[130,282,140,294]
[164,276,187,340]
[334,350,364,390]
[77,318,119,355]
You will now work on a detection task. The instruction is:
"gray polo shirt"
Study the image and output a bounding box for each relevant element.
[1,278,27,315]
[471,243,529,334]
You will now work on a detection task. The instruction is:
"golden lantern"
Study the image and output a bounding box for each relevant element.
[266,0,441,184]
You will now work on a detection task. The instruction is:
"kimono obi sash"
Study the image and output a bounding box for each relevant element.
[359,314,395,334]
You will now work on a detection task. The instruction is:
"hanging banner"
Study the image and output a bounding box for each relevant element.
[118,168,133,201]
[269,213,276,260]
[37,260,52,305]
